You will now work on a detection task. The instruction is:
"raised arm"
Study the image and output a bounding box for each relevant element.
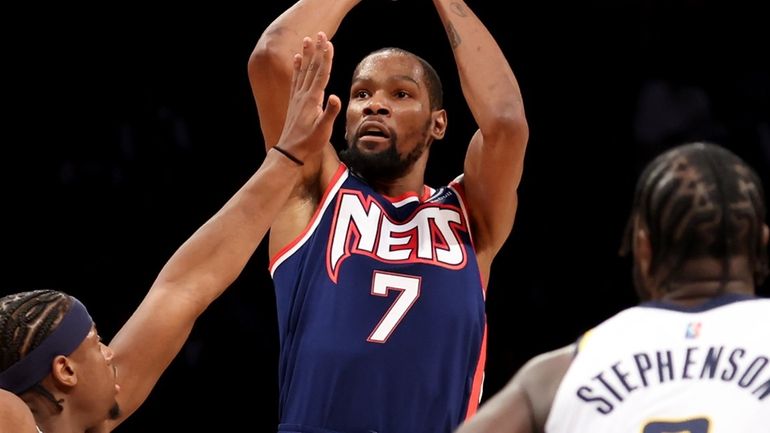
[249,0,360,150]
[249,0,361,254]
[432,0,529,276]
[102,36,340,430]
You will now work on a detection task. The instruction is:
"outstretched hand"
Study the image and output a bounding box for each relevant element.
[274,31,341,164]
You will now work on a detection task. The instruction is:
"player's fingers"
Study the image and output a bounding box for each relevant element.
[296,36,314,91]
[289,52,302,95]
[317,94,341,131]
[308,33,334,93]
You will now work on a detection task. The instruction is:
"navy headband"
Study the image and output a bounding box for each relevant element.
[0,297,93,394]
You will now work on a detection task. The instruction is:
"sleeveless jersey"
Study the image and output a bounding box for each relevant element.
[546,294,770,433]
[269,164,487,433]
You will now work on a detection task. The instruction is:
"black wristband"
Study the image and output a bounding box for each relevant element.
[272,145,304,166]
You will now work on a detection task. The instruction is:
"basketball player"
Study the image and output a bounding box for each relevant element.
[0,36,340,433]
[455,142,770,433]
[248,0,528,431]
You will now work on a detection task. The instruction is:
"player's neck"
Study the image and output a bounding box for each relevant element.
[654,257,755,306]
[370,172,426,199]
[28,397,83,433]
[659,280,753,307]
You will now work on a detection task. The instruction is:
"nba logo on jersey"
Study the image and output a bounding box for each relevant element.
[685,322,701,339]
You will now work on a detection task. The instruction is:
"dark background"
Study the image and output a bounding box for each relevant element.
[3,0,768,431]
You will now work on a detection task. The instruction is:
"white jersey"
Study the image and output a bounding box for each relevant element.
[546,294,770,433]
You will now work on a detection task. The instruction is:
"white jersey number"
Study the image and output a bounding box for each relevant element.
[367,271,421,343]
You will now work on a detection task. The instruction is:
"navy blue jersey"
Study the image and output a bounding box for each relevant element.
[270,164,487,433]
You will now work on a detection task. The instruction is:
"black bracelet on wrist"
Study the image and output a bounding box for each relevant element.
[272,145,305,166]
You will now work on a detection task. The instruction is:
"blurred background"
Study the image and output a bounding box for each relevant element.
[3,0,768,431]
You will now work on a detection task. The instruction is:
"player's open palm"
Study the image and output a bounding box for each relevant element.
[275,31,340,161]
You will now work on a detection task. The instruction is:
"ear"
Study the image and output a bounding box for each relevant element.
[634,228,651,273]
[633,226,657,298]
[430,109,447,140]
[50,355,77,387]
[762,223,769,247]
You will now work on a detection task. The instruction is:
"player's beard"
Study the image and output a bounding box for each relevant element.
[340,120,432,182]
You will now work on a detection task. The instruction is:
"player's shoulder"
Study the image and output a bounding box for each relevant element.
[520,344,576,376]
[0,389,37,433]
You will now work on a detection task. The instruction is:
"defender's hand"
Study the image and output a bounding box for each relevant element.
[274,31,341,164]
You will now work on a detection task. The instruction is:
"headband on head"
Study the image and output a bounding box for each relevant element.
[0,297,93,394]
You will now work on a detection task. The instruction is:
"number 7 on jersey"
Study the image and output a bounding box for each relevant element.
[367,271,422,343]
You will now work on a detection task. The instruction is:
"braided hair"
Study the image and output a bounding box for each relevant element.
[620,142,768,293]
[0,290,73,409]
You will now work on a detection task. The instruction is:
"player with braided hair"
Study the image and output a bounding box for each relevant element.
[455,141,770,433]
[619,142,768,300]
[0,291,113,421]
[0,32,340,433]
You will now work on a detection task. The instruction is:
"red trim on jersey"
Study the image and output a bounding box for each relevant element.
[421,185,432,202]
[452,174,487,417]
[465,323,488,420]
[448,178,467,209]
[268,163,348,271]
[448,179,478,257]
[382,184,433,204]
